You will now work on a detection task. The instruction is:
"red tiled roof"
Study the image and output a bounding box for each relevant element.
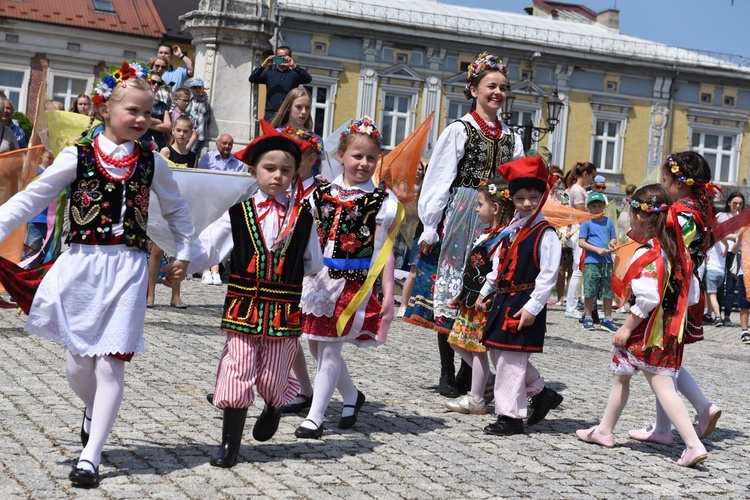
[0,0,165,39]
[532,0,598,21]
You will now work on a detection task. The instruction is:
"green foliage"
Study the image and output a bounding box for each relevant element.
[12,111,32,139]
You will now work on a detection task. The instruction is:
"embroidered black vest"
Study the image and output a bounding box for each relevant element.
[313,183,386,282]
[221,200,314,338]
[67,143,154,251]
[456,230,502,309]
[452,121,516,189]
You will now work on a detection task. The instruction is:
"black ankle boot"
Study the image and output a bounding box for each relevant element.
[437,333,459,397]
[455,359,473,395]
[210,407,248,468]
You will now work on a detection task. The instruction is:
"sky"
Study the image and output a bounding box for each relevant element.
[440,0,750,60]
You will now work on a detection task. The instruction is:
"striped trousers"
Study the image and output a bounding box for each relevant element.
[490,350,545,419]
[213,332,300,409]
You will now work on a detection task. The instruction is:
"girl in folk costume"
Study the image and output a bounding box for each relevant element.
[576,184,708,468]
[278,122,325,415]
[271,87,325,180]
[0,62,194,487]
[628,152,722,445]
[445,178,514,415]
[179,122,323,467]
[476,156,563,436]
[403,51,524,398]
[295,117,402,439]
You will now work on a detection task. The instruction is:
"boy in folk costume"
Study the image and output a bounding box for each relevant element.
[476,156,563,436]
[177,121,323,467]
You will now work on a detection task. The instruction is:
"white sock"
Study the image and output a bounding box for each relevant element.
[300,341,343,430]
[77,356,126,472]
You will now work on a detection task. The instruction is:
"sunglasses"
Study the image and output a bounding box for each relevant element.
[151,80,164,87]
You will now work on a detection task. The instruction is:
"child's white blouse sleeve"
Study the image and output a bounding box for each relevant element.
[303,225,323,276]
[186,210,232,274]
[523,227,562,316]
[0,146,78,242]
[150,153,195,261]
[479,245,501,298]
[629,247,661,319]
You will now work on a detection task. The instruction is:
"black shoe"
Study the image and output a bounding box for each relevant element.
[295,419,324,439]
[483,415,524,436]
[252,403,282,442]
[210,407,248,468]
[455,360,472,395]
[702,313,714,323]
[69,459,99,488]
[527,387,564,426]
[723,318,733,327]
[207,393,214,405]
[338,391,366,429]
[438,375,460,398]
[80,409,91,447]
[281,393,313,414]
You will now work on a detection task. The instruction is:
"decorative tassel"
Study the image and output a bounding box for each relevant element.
[229,299,243,320]
[272,309,282,329]
[250,305,259,325]
[287,310,301,327]
[275,256,285,276]
[246,255,256,274]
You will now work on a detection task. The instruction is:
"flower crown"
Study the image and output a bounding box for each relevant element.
[464,52,508,99]
[625,196,668,213]
[341,116,383,148]
[479,179,511,201]
[666,155,698,186]
[281,125,323,156]
[91,61,151,106]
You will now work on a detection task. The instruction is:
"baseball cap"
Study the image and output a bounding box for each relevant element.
[594,175,606,183]
[587,191,606,205]
[188,77,205,88]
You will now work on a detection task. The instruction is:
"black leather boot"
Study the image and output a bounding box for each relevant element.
[210,407,248,468]
[437,333,459,398]
[455,359,473,395]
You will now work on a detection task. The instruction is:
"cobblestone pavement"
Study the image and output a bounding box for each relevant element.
[0,280,748,498]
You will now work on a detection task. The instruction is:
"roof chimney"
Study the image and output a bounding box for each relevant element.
[596,9,619,30]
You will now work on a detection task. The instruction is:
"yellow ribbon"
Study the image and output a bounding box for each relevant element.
[336,201,404,336]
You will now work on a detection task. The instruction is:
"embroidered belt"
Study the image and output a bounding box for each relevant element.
[496,282,535,294]
[226,275,302,303]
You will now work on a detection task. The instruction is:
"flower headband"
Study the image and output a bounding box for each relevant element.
[281,125,323,157]
[91,61,151,106]
[666,155,698,186]
[479,179,512,201]
[625,196,668,213]
[464,52,508,99]
[341,116,383,148]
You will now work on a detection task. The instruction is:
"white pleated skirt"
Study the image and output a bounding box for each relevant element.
[25,243,149,357]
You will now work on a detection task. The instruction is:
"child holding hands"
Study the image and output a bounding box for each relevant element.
[0,63,194,487]
[576,184,707,467]
[445,178,513,415]
[578,191,617,332]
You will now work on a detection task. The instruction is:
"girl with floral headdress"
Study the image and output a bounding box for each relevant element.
[295,116,402,439]
[627,152,722,447]
[0,62,194,487]
[402,51,523,398]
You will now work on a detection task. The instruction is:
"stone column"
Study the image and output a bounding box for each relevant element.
[181,0,275,147]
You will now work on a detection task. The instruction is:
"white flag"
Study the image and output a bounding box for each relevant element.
[320,120,351,182]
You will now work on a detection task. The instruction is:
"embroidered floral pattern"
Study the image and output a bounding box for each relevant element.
[340,233,362,253]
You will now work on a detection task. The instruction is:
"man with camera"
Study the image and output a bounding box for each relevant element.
[248,46,312,121]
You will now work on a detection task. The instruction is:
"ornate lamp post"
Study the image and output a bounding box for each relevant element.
[502,88,564,152]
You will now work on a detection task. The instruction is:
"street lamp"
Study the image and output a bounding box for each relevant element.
[502,88,564,152]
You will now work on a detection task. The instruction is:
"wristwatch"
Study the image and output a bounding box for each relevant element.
[179,54,186,59]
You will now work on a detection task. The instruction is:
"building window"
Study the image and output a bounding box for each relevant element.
[0,68,26,111]
[304,84,333,138]
[52,75,88,111]
[724,95,735,107]
[459,61,471,72]
[700,93,712,104]
[5,34,18,44]
[380,93,413,150]
[395,52,408,64]
[509,110,535,127]
[445,98,470,129]
[313,42,327,54]
[691,131,737,183]
[591,119,622,172]
[605,81,618,92]
[93,0,116,12]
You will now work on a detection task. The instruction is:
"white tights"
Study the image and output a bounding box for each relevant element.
[66,351,125,473]
[451,345,491,401]
[652,366,709,434]
[299,340,357,429]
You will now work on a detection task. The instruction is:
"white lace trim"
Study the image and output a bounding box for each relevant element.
[27,316,146,356]
[300,271,345,317]
[611,347,678,378]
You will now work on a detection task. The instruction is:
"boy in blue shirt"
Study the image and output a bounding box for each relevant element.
[579,192,617,332]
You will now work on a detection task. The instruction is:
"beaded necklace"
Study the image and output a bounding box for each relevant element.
[470,110,502,140]
[93,137,139,182]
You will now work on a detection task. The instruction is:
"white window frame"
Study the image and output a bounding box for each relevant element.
[444,94,471,130]
[49,70,92,111]
[378,88,417,151]
[0,64,30,114]
[304,81,337,140]
[590,110,627,173]
[690,127,741,184]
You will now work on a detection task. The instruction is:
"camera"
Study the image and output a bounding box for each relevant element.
[273,56,287,64]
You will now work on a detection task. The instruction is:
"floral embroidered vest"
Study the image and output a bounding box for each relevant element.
[222,200,314,338]
[452,120,515,189]
[456,228,503,309]
[313,183,386,282]
[67,142,154,250]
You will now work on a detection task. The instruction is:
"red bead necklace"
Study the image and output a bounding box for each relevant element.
[470,111,503,140]
[93,137,139,182]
